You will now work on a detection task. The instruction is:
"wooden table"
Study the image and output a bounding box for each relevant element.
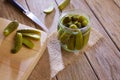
[0,0,120,80]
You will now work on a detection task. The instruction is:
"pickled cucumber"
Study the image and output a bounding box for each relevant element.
[82,20,88,27]
[69,24,77,29]
[58,27,64,40]
[62,16,71,25]
[17,29,40,34]
[74,22,81,28]
[78,16,87,22]
[43,3,54,14]
[75,30,83,50]
[60,31,71,44]
[82,27,91,48]
[58,0,70,11]
[11,33,22,53]
[22,33,40,40]
[3,21,19,36]
[72,15,79,21]
[22,37,34,49]
[67,35,75,50]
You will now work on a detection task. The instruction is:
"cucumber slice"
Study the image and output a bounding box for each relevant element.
[22,37,34,49]
[43,3,54,14]
[22,33,40,40]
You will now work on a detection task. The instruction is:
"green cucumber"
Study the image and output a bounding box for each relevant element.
[75,30,83,50]
[11,33,22,53]
[3,21,19,36]
[82,27,91,48]
[17,29,40,34]
[58,0,70,11]
[43,3,54,14]
[67,35,75,50]
[60,31,71,44]
[22,33,40,40]
[22,37,34,49]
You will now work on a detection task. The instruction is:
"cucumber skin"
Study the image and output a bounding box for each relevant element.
[17,29,41,34]
[59,31,71,44]
[75,30,83,50]
[22,37,34,49]
[4,21,19,36]
[82,28,91,48]
[11,33,22,53]
[58,0,70,11]
[67,35,75,50]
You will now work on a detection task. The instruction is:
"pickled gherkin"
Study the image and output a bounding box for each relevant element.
[22,37,34,49]
[3,21,19,36]
[82,27,91,48]
[58,27,64,40]
[67,35,75,50]
[58,0,70,11]
[75,30,83,50]
[11,33,22,53]
[59,31,71,44]
[69,24,77,29]
[62,16,71,25]
[17,29,40,34]
[78,16,87,22]
[22,33,40,40]
[82,20,88,27]
[43,3,54,14]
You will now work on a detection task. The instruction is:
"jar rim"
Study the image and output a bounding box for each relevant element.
[58,10,91,31]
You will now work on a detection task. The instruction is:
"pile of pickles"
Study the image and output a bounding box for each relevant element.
[3,21,40,54]
[58,14,91,52]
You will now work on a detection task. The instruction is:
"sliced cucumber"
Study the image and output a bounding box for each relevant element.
[22,37,34,49]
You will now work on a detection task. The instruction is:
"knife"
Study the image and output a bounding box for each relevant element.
[8,0,49,32]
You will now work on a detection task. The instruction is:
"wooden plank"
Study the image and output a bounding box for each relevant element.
[26,0,60,80]
[113,0,120,8]
[56,0,120,80]
[52,77,57,80]
[28,50,51,80]
[85,0,120,50]
[0,0,35,27]
[26,0,60,33]
[56,54,98,80]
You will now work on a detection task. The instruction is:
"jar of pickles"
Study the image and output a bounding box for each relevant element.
[58,10,91,52]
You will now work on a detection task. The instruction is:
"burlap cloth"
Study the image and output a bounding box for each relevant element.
[29,28,103,80]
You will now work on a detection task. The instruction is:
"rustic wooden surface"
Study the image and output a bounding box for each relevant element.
[0,0,120,80]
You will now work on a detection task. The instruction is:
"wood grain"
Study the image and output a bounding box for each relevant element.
[113,0,120,8]
[0,0,35,27]
[56,0,120,80]
[85,0,120,50]
[56,53,98,80]
[26,0,60,33]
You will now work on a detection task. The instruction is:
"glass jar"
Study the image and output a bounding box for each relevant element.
[57,10,91,52]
